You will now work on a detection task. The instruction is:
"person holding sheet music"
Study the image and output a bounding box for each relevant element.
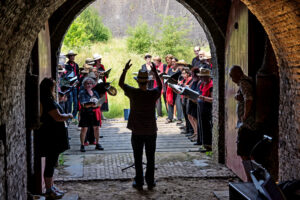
[196,68,213,151]
[186,67,201,142]
[166,58,183,123]
[65,50,80,118]
[78,77,104,152]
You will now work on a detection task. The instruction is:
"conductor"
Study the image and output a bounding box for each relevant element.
[119,60,162,190]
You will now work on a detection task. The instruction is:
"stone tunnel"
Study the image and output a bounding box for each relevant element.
[0,0,299,199]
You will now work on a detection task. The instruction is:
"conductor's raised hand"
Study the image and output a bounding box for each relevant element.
[124,59,132,71]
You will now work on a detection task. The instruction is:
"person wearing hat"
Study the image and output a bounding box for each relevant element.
[93,53,109,115]
[195,68,213,150]
[119,60,162,191]
[65,50,80,119]
[78,77,104,152]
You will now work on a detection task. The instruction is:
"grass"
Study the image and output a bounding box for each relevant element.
[61,38,209,118]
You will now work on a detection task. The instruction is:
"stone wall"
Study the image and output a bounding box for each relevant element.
[0,1,67,198]
[0,0,299,198]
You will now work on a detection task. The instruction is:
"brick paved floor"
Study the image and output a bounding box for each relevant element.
[55,118,236,181]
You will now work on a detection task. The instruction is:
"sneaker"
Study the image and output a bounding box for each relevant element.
[80,145,86,152]
[95,143,104,150]
[45,188,63,199]
[132,181,143,191]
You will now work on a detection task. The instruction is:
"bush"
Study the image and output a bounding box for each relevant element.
[126,19,154,54]
[63,7,111,49]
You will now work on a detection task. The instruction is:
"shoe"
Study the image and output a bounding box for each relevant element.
[99,136,103,138]
[180,131,186,134]
[84,142,89,146]
[185,133,193,137]
[188,134,197,139]
[165,119,172,124]
[147,181,156,190]
[95,143,104,150]
[176,120,183,125]
[80,145,85,152]
[45,188,63,199]
[179,126,185,130]
[132,181,143,191]
[52,186,65,195]
[194,142,201,145]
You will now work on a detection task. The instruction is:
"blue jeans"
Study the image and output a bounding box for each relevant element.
[67,88,78,118]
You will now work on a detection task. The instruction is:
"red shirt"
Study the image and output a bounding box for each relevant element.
[199,79,213,97]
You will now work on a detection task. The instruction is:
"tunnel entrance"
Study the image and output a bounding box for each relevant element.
[0,0,298,199]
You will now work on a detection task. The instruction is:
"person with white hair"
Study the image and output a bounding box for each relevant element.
[192,46,201,67]
[78,77,104,152]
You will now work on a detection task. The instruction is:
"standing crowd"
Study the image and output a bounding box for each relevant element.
[141,46,213,152]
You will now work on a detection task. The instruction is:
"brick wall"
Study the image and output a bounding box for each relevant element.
[0,1,67,198]
[0,0,299,198]
[241,0,300,181]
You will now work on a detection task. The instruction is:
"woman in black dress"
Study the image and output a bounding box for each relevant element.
[187,67,201,142]
[38,78,73,199]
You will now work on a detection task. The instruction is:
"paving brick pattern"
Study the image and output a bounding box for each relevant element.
[55,118,235,181]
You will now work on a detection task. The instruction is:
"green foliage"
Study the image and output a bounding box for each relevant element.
[63,7,111,49]
[126,19,154,54]
[153,15,192,60]
[125,15,193,62]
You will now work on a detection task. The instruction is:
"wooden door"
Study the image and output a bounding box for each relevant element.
[224,0,249,181]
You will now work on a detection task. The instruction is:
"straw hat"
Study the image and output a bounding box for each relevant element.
[93,53,102,61]
[85,58,95,65]
[134,69,150,83]
[66,50,77,57]
[144,53,152,59]
[205,52,211,59]
[176,60,188,66]
[197,68,211,77]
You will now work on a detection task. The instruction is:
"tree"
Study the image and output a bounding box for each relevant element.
[63,7,111,49]
[126,18,154,54]
[153,15,192,59]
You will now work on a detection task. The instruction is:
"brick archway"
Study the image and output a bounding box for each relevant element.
[0,0,299,198]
